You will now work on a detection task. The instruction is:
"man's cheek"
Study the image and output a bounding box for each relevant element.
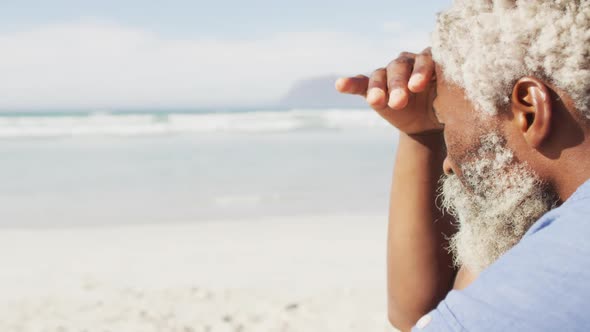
[443,130,470,162]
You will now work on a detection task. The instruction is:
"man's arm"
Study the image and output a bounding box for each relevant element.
[337,48,459,331]
[387,132,457,331]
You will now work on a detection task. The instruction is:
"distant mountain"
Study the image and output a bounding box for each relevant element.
[277,75,368,109]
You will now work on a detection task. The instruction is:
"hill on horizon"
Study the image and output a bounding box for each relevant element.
[277,75,368,109]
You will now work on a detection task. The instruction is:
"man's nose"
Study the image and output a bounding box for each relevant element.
[443,157,454,175]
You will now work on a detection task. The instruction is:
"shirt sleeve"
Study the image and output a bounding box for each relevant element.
[412,289,535,331]
[412,203,590,332]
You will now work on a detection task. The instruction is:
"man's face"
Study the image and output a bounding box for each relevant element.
[433,65,557,273]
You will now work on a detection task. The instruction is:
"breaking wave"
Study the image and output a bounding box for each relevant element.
[0,109,390,138]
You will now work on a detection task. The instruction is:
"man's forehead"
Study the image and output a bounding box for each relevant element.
[434,62,449,85]
[433,64,469,99]
[434,62,443,80]
[433,62,448,103]
[431,68,493,124]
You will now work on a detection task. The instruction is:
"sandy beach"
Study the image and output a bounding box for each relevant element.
[0,216,396,332]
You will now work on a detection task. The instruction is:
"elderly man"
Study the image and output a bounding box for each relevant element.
[337,1,590,331]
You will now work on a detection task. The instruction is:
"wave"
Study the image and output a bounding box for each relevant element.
[0,109,391,138]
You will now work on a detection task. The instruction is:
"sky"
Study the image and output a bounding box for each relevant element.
[0,0,451,110]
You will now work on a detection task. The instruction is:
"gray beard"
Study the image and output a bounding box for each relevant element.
[440,133,557,273]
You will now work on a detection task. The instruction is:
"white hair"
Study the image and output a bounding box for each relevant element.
[432,0,590,119]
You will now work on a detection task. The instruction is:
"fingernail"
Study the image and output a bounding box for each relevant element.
[388,88,404,107]
[335,78,345,91]
[409,74,424,88]
[368,88,384,104]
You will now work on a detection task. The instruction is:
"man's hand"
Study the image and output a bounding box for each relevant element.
[335,48,442,135]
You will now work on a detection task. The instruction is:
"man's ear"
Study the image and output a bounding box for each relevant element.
[510,77,552,149]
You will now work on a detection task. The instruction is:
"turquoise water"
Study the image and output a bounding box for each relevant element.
[0,109,398,227]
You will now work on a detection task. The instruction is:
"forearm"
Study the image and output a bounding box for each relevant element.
[387,132,456,331]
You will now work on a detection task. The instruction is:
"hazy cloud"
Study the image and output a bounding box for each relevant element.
[0,20,430,110]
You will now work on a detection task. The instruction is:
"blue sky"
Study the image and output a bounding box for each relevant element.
[0,0,450,110]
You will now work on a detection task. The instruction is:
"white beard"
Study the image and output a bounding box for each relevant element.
[440,133,557,273]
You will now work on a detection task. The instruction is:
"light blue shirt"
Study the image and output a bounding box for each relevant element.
[414,179,590,331]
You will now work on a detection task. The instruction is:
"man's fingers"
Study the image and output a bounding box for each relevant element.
[335,75,370,96]
[366,68,389,110]
[386,53,415,110]
[408,48,434,93]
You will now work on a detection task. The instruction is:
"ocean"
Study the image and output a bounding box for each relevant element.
[0,108,399,227]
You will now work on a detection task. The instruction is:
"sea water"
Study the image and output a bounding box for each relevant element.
[0,109,398,227]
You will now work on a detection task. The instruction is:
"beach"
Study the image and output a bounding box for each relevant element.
[0,216,395,331]
[0,109,398,331]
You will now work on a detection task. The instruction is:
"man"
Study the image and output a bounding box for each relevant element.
[336,1,590,331]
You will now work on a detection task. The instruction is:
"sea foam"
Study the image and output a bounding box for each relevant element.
[0,109,389,138]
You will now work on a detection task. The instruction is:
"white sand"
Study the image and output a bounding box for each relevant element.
[0,216,397,332]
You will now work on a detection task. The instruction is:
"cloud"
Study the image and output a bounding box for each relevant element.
[0,20,430,110]
[382,21,404,33]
